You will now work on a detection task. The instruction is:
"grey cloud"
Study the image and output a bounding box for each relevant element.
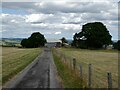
[31,22,43,24]
[2,2,116,14]
[1,1,118,40]
[2,2,35,10]
[32,2,114,14]
[62,22,81,24]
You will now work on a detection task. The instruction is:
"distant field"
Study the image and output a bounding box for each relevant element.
[0,40,21,47]
[55,48,118,88]
[2,47,42,85]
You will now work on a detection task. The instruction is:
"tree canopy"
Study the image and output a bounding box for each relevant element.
[21,32,46,48]
[72,22,112,49]
[60,37,68,46]
[113,40,120,50]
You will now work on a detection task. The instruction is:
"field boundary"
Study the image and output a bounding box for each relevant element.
[52,49,86,88]
[2,50,43,88]
[53,48,118,88]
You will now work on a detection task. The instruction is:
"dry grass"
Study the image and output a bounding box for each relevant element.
[2,47,42,85]
[56,48,118,88]
[52,50,86,88]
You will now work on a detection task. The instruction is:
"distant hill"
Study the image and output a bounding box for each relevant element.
[0,38,24,41]
[0,38,23,47]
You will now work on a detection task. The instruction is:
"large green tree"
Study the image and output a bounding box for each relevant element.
[21,32,46,48]
[72,22,112,49]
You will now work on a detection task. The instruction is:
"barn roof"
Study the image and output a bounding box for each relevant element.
[46,38,62,43]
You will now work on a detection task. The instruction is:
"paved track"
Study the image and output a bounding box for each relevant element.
[14,48,62,88]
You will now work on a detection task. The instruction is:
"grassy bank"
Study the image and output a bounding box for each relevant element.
[55,48,118,88]
[52,49,86,88]
[2,47,42,85]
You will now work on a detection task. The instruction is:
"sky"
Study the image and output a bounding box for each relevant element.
[0,0,119,40]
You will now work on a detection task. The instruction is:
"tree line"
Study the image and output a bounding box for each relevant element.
[21,22,119,50]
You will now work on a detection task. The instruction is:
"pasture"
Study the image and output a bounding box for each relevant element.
[55,48,118,88]
[2,47,42,85]
[52,50,86,88]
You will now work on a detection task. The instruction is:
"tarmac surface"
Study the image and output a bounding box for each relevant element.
[13,48,63,88]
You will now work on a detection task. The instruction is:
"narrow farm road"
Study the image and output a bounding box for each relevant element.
[14,48,62,88]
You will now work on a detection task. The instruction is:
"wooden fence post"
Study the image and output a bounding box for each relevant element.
[107,72,112,90]
[73,58,76,70]
[88,64,92,88]
[80,64,83,79]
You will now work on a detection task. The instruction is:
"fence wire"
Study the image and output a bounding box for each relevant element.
[53,48,118,88]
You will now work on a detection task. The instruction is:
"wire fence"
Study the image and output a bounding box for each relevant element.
[53,48,118,89]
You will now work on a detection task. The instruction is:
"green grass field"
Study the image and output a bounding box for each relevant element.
[55,48,118,88]
[2,47,42,85]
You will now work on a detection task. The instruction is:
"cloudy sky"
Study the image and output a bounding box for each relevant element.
[1,0,119,40]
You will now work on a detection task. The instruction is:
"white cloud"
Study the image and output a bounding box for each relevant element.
[31,23,48,28]
[10,19,19,23]
[25,13,54,23]
[72,33,76,36]
[54,32,61,35]
[25,14,42,22]
[1,1,118,40]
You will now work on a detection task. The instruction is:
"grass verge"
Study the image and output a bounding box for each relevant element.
[2,47,42,85]
[52,50,87,88]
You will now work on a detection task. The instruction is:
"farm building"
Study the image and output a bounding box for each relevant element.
[45,39,62,48]
[103,44,113,49]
